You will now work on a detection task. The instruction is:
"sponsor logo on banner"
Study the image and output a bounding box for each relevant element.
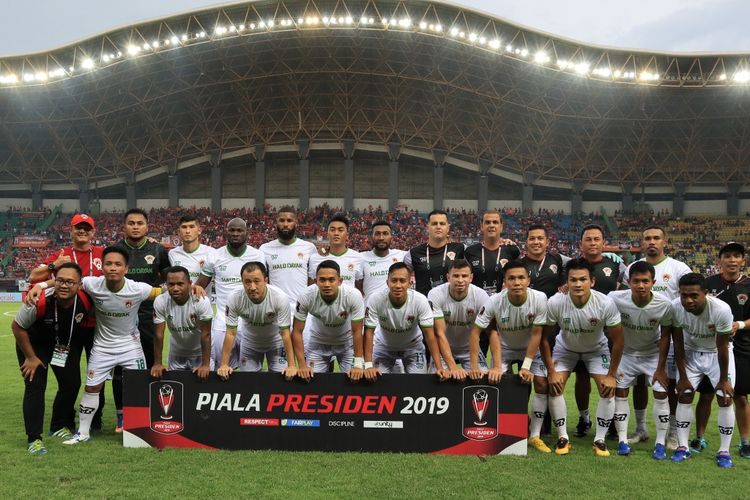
[363,420,404,429]
[281,419,320,427]
[240,418,279,427]
[462,386,499,441]
[150,381,184,434]
[328,420,356,427]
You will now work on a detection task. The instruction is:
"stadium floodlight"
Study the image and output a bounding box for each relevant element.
[181,34,188,41]
[142,43,150,50]
[229,25,236,32]
[0,74,19,84]
[399,18,411,28]
[239,24,245,30]
[557,59,568,69]
[23,73,35,82]
[593,67,611,77]
[419,21,427,29]
[103,54,111,62]
[489,39,500,49]
[345,16,353,25]
[170,36,179,45]
[534,51,549,64]
[81,58,95,70]
[267,20,275,28]
[215,26,227,35]
[297,18,304,25]
[368,17,375,24]
[719,73,727,80]
[468,33,477,42]
[338,17,345,25]
[48,68,64,78]
[733,70,750,82]
[506,44,513,52]
[478,36,486,45]
[520,48,529,57]
[450,27,459,36]
[574,62,590,75]
[250,23,256,29]
[35,72,48,81]
[151,40,159,48]
[434,24,443,32]
[116,51,122,58]
[329,17,337,25]
[198,31,206,38]
[323,16,331,24]
[163,39,171,46]
[360,16,369,25]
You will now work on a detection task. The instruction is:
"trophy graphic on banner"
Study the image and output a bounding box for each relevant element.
[158,385,175,420]
[471,389,489,426]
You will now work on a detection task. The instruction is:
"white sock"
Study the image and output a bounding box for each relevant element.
[548,395,568,439]
[717,405,735,453]
[78,391,100,437]
[675,403,693,449]
[579,408,590,422]
[653,397,670,446]
[614,397,630,443]
[594,397,615,442]
[668,414,677,436]
[529,393,548,438]
[634,409,647,433]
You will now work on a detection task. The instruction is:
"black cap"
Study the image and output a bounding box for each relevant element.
[719,242,745,257]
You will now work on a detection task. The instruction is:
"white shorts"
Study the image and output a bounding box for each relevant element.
[306,340,354,373]
[240,346,288,373]
[617,352,666,392]
[681,349,736,397]
[373,344,426,374]
[502,348,546,377]
[438,349,487,371]
[211,319,241,369]
[86,345,146,386]
[552,344,611,376]
[168,353,215,371]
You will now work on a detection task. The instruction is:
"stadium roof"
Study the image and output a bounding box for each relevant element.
[1,0,750,193]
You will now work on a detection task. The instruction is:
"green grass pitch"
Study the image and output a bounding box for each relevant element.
[0,301,745,499]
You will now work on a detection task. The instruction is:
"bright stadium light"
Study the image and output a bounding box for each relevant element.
[151,40,159,48]
[345,16,353,25]
[489,39,500,49]
[434,24,443,32]
[229,25,236,32]
[360,16,369,25]
[102,54,111,62]
[323,16,331,24]
[593,67,611,77]
[534,51,550,64]
[419,21,427,30]
[574,62,590,75]
[0,74,19,84]
[398,18,411,28]
[520,48,529,57]
[198,31,206,38]
[170,36,179,45]
[35,72,48,81]
[468,33,477,42]
[506,44,513,53]
[81,58,95,70]
[181,34,188,41]
[239,24,245,30]
[450,27,459,36]
[719,73,727,80]
[142,43,150,51]
[23,73,36,82]
[557,59,569,69]
[214,26,227,35]
[734,70,750,82]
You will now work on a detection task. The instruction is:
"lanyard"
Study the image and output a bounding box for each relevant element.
[425,245,448,272]
[54,295,78,347]
[534,255,546,279]
[72,248,94,276]
[715,275,744,298]
[481,246,502,290]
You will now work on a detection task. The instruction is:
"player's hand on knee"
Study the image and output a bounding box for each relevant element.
[217,365,233,380]
[598,375,616,398]
[548,372,564,395]
[652,369,668,391]
[451,368,468,381]
[717,380,734,403]
[487,367,502,384]
[676,378,693,395]
[519,368,533,384]
[150,363,166,379]
[193,364,210,380]
[364,367,380,381]
[348,367,364,382]
[21,356,45,381]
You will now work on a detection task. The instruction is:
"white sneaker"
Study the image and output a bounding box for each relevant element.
[63,432,91,445]
[627,429,650,444]
[666,432,679,451]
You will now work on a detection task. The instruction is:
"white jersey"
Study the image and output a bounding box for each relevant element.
[153,294,213,357]
[201,244,265,321]
[428,283,490,351]
[294,284,365,345]
[547,290,622,353]
[308,249,363,287]
[365,288,434,350]
[359,249,407,299]
[672,295,733,353]
[81,276,152,353]
[226,285,291,351]
[260,238,317,303]
[168,244,215,283]
[609,290,673,356]
[625,256,691,300]
[474,288,548,351]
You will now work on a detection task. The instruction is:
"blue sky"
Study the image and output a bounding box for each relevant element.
[1,0,748,57]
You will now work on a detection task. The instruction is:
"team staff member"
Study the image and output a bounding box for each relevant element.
[12,263,94,455]
[521,224,568,299]
[464,210,519,295]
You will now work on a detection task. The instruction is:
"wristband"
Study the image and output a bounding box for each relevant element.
[38,282,48,290]
[521,357,533,371]
[364,361,374,369]
[738,321,747,330]
[353,357,365,369]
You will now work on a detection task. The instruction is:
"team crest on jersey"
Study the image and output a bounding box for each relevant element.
[444,310,452,318]
[621,313,630,320]
[190,313,197,323]
[499,259,508,268]
[369,261,377,267]
[708,324,716,332]
[549,264,558,274]
[125,300,133,308]
[95,298,103,306]
[392,257,398,263]
[267,311,276,318]
[471,260,480,266]
[218,265,227,272]
[467,309,475,317]
[527,313,535,322]
[198,259,205,268]
[649,318,658,327]
[297,252,304,259]
[663,273,672,282]
[338,310,349,319]
[74,313,84,323]
[93,258,102,270]
[347,263,355,271]
[738,294,748,305]
[563,317,571,324]
[407,315,415,323]
[144,255,155,265]
[447,252,456,260]
[602,267,612,277]
[589,318,598,327]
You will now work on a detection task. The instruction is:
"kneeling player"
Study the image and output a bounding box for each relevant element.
[541,258,624,456]
[292,260,365,381]
[217,262,296,380]
[363,263,447,380]
[471,260,550,451]
[671,273,736,468]
[609,261,673,458]
[151,266,213,380]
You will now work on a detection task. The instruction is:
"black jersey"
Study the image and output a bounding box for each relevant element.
[464,243,520,295]
[116,239,170,315]
[706,274,750,355]
[521,253,565,298]
[588,256,622,295]
[405,242,464,296]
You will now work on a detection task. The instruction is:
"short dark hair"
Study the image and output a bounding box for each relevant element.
[503,260,529,276]
[124,208,148,223]
[327,213,349,229]
[240,261,268,278]
[527,224,547,237]
[565,257,594,278]
[448,258,472,272]
[179,214,199,225]
[628,261,655,280]
[679,273,706,290]
[55,262,83,278]
[165,266,191,282]
[642,225,665,237]
[316,259,341,276]
[371,220,391,231]
[388,262,411,276]
[103,246,129,265]
[278,206,297,217]
[427,209,448,222]
[580,224,605,240]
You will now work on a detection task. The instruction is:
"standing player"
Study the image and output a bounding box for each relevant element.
[706,242,750,459]
[360,220,406,300]
[260,207,317,305]
[609,261,674,459]
[470,260,550,452]
[404,210,464,297]
[671,273,736,467]
[150,266,213,380]
[428,259,490,379]
[464,210,520,295]
[625,226,692,447]
[216,262,296,380]
[308,214,363,290]
[521,224,568,299]
[197,218,265,369]
[541,258,624,456]
[363,263,447,378]
[292,260,365,380]
[168,214,215,283]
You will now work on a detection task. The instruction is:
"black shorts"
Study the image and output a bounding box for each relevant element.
[735,350,750,396]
